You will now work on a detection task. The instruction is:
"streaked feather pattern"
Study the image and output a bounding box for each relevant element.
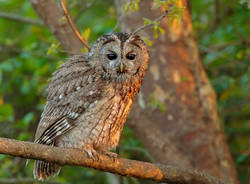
[33,55,102,180]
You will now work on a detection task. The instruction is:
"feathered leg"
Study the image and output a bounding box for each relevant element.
[33,160,61,180]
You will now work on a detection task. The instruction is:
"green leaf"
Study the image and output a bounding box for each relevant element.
[60,16,67,24]
[158,27,165,35]
[47,43,60,55]
[236,154,248,164]
[122,2,130,13]
[134,2,140,10]
[81,47,88,54]
[142,37,152,46]
[129,4,135,12]
[153,28,158,38]
[82,28,91,41]
[56,60,64,69]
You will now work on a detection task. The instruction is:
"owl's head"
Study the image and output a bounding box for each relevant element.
[89,33,149,83]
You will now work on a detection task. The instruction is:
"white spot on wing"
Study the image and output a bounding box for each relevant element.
[76,86,81,91]
[89,91,94,95]
[56,131,62,136]
[59,94,64,99]
[69,112,79,119]
[89,103,95,108]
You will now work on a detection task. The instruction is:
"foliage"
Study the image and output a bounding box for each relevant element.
[122,0,140,13]
[0,0,249,184]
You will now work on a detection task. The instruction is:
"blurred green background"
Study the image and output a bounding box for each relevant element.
[0,0,249,183]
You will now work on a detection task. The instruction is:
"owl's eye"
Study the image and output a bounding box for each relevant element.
[126,53,136,60]
[107,53,117,60]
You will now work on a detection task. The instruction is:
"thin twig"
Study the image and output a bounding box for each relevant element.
[0,11,44,26]
[133,13,167,34]
[199,38,250,54]
[112,20,120,33]
[59,0,90,50]
[0,137,229,184]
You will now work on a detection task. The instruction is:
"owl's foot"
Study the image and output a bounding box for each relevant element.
[83,148,119,162]
[102,151,119,161]
[84,148,99,161]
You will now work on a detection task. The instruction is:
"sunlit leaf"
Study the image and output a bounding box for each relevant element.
[82,28,91,41]
[158,27,165,35]
[142,37,152,46]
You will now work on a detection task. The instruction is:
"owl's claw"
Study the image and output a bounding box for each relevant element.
[103,151,119,161]
[83,148,118,162]
[84,149,99,161]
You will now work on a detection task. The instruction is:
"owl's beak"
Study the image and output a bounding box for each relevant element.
[120,62,124,73]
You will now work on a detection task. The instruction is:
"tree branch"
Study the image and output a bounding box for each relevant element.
[0,137,228,184]
[0,11,44,26]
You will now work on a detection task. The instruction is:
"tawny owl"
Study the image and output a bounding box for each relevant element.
[33,33,149,180]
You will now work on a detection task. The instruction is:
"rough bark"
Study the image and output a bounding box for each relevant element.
[0,137,228,184]
[115,0,239,184]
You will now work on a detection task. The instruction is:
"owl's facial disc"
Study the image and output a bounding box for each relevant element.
[100,42,126,75]
[94,33,148,83]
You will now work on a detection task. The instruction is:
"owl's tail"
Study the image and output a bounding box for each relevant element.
[33,160,61,180]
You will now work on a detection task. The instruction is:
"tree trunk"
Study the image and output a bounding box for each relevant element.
[115,0,239,183]
[30,0,83,54]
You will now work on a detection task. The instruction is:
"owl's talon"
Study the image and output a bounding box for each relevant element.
[103,151,119,161]
[84,149,99,161]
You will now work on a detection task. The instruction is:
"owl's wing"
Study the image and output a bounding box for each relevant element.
[35,55,103,145]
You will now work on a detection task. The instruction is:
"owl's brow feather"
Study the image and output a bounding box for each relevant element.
[103,39,116,46]
[129,41,141,49]
[126,35,142,49]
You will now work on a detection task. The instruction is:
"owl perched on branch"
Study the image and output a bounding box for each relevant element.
[33,33,149,180]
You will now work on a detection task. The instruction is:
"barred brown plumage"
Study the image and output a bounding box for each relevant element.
[33,33,149,180]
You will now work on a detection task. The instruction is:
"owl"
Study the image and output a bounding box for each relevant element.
[33,32,149,180]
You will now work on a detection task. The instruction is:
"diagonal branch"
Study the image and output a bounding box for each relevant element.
[132,12,167,34]
[0,137,228,184]
[59,0,90,50]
